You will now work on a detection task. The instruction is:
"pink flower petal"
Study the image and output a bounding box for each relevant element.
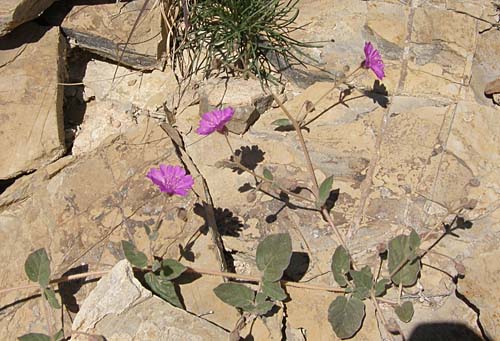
[196,107,235,135]
[147,164,194,197]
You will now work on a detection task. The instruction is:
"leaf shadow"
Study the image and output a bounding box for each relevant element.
[58,264,89,313]
[283,252,310,282]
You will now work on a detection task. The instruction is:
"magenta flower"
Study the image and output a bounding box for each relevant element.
[363,42,385,80]
[196,107,234,135]
[147,165,194,196]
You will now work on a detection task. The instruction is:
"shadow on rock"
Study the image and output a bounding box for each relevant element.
[284,252,310,282]
[231,145,265,174]
[194,204,243,237]
[408,322,483,341]
[363,80,389,108]
[58,264,89,313]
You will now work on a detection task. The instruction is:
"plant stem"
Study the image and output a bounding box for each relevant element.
[270,90,350,256]
[0,271,109,296]
[370,292,396,341]
[311,65,363,109]
[321,207,348,252]
[186,267,345,292]
[223,131,235,155]
[39,288,54,340]
[0,268,345,296]
[270,92,320,196]
[234,161,316,204]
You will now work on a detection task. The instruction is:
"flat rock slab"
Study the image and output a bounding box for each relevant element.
[72,260,229,340]
[0,0,56,36]
[62,0,163,70]
[0,23,65,179]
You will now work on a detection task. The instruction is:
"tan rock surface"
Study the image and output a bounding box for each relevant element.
[0,0,56,36]
[1,0,499,339]
[0,122,239,339]
[61,0,163,70]
[72,260,229,340]
[0,23,65,179]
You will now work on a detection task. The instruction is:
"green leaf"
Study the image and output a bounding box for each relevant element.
[24,248,51,287]
[253,301,275,315]
[53,329,64,341]
[256,233,293,282]
[253,292,275,315]
[328,296,365,339]
[43,288,61,309]
[409,229,421,250]
[395,301,414,323]
[388,232,421,286]
[213,283,256,312]
[262,280,287,301]
[121,241,148,269]
[263,167,273,181]
[18,334,51,341]
[152,259,161,272]
[317,175,334,207]
[374,279,391,297]
[350,266,373,300]
[144,272,182,308]
[149,230,159,242]
[331,246,350,287]
[271,118,292,127]
[160,259,187,280]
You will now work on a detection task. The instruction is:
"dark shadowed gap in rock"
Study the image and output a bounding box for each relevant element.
[0,170,35,196]
[37,0,129,27]
[455,282,491,341]
[62,47,93,154]
[0,178,16,196]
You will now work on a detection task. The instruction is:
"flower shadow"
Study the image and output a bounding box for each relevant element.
[193,204,244,237]
[230,145,266,174]
[362,80,389,108]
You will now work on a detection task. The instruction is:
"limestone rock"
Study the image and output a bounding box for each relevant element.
[458,240,500,340]
[484,78,500,96]
[0,122,237,339]
[62,0,163,70]
[72,260,152,332]
[72,260,229,340]
[0,23,66,179]
[0,0,56,36]
[70,59,197,155]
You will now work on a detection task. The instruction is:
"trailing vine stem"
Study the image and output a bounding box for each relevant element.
[0,267,346,296]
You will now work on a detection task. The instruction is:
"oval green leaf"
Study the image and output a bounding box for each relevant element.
[262,280,287,301]
[256,233,293,282]
[331,245,350,287]
[350,266,373,300]
[388,232,421,286]
[121,240,148,269]
[43,287,61,309]
[24,248,51,287]
[144,272,182,308]
[317,175,334,208]
[18,334,51,341]
[263,167,273,181]
[271,118,292,127]
[328,296,365,339]
[213,283,256,312]
[161,259,187,280]
[374,279,391,297]
[395,301,414,323]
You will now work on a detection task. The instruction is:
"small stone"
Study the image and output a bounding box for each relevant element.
[468,177,480,187]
